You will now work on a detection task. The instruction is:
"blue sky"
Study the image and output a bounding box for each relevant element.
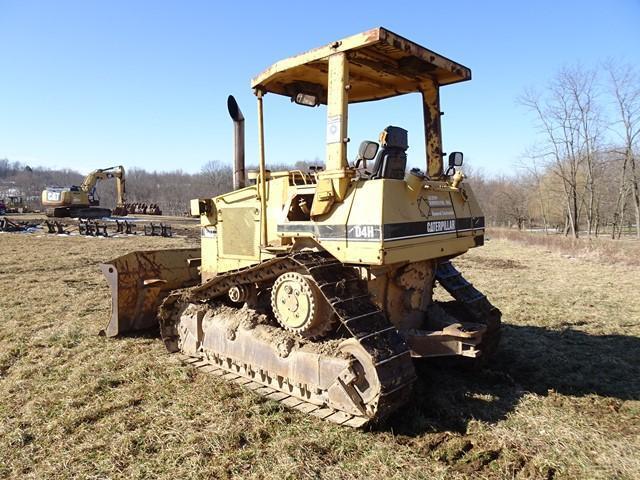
[1,0,639,176]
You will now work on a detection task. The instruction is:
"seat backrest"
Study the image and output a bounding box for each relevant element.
[370,126,408,179]
[370,148,407,180]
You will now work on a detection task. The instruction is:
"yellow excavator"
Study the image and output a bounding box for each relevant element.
[101,28,500,427]
[42,165,127,218]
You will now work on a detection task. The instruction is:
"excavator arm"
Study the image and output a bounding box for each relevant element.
[80,166,126,208]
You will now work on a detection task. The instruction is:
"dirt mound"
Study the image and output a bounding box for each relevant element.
[467,256,527,269]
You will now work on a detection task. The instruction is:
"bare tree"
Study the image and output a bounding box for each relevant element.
[607,61,640,238]
[496,179,530,230]
[520,65,604,238]
[201,160,233,196]
[520,89,579,237]
[519,150,551,232]
[562,66,602,235]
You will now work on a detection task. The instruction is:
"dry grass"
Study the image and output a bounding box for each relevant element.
[0,231,638,479]
[488,227,640,266]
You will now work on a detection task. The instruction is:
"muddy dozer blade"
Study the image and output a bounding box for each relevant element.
[100,248,200,337]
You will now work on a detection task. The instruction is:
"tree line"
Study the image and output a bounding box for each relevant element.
[1,61,638,236]
[0,158,231,215]
[0,159,308,216]
[501,61,639,238]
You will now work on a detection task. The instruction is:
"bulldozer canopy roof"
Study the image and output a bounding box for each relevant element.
[251,27,471,103]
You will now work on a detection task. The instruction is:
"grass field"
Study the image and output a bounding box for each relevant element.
[1,230,638,479]
[488,228,640,266]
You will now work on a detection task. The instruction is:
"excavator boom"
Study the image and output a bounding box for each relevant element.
[80,165,127,207]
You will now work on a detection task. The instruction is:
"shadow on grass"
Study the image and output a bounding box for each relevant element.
[382,324,640,435]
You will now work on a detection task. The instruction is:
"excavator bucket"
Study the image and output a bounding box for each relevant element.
[100,248,200,337]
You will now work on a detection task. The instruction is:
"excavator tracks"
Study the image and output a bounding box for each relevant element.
[159,252,416,427]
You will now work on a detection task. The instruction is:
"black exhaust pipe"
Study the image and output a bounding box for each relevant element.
[227,95,245,190]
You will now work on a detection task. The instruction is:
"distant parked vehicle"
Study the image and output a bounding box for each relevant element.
[3,196,32,214]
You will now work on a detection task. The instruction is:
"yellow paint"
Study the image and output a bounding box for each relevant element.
[251,27,471,103]
[195,27,485,284]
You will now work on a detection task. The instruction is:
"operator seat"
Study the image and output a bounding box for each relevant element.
[370,126,408,180]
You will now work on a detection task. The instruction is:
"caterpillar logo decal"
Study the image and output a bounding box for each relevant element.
[426,219,456,233]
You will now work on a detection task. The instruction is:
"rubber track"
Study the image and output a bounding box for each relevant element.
[159,252,416,426]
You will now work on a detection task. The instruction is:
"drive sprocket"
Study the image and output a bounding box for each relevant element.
[271,271,334,338]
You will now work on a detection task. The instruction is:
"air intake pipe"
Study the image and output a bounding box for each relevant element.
[227,95,245,189]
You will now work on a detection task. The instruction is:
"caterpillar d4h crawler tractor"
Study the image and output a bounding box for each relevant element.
[101,27,501,427]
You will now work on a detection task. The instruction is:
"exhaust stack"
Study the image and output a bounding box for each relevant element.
[227,95,245,189]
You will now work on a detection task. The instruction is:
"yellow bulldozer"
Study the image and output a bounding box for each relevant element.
[101,28,500,427]
[41,165,127,218]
